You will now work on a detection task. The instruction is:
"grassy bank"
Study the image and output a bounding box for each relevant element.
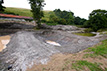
[85,40,107,58]
[2,7,55,25]
[4,7,33,17]
[3,7,52,21]
[71,40,107,71]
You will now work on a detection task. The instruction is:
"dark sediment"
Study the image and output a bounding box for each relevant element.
[0,29,107,71]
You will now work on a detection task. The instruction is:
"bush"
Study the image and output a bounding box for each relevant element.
[97,28,107,32]
[46,23,58,26]
[41,19,47,23]
[84,28,93,33]
[58,18,67,25]
[84,9,107,32]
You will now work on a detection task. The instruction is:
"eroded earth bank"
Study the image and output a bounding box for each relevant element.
[0,26,107,71]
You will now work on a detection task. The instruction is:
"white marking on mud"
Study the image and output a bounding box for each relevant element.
[46,40,61,46]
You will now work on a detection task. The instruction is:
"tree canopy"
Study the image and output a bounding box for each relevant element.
[29,0,45,28]
[48,9,86,25]
[84,9,107,31]
[54,9,74,25]
[0,0,5,12]
[74,16,87,25]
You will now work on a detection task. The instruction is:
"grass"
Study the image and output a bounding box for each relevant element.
[74,33,96,37]
[74,25,84,28]
[3,7,53,21]
[71,60,103,71]
[100,32,107,35]
[42,11,54,22]
[72,40,107,71]
[4,7,33,17]
[45,23,59,26]
[97,28,107,32]
[85,40,107,58]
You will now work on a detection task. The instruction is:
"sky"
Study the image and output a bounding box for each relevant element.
[3,0,107,19]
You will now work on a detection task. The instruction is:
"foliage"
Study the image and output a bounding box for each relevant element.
[49,13,59,23]
[74,16,87,25]
[3,7,87,26]
[42,11,54,22]
[58,18,67,25]
[97,28,107,32]
[48,9,87,25]
[72,60,103,71]
[45,23,58,26]
[84,28,94,33]
[53,9,75,25]
[86,40,107,58]
[29,0,45,28]
[84,9,107,31]
[0,0,5,12]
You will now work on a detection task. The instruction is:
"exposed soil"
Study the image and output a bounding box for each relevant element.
[0,21,107,71]
[0,35,10,51]
[27,51,107,71]
[0,30,107,71]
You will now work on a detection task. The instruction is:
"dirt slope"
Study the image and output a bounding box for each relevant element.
[0,30,107,71]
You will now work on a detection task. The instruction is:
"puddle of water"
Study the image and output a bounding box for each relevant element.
[46,40,61,46]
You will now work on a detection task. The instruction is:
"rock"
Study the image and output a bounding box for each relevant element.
[51,25,79,31]
[0,30,107,71]
[0,31,59,71]
[41,24,79,31]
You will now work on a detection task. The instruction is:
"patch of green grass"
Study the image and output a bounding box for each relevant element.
[73,33,96,37]
[85,40,107,58]
[4,7,53,23]
[71,60,103,71]
[42,11,54,22]
[83,54,98,58]
[74,25,84,28]
[97,28,107,32]
[4,7,33,17]
[100,32,107,35]
[46,23,59,26]
[42,68,46,71]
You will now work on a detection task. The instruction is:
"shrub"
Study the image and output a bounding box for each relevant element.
[84,28,93,33]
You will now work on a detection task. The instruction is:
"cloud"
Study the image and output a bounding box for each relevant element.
[3,0,31,9]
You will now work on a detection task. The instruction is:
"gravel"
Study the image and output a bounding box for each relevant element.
[0,30,107,71]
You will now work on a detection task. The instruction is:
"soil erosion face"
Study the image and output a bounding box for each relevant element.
[0,30,106,71]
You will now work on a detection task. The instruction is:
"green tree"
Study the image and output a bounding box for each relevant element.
[65,12,74,24]
[49,13,59,23]
[54,9,61,18]
[85,9,107,31]
[58,18,66,25]
[74,17,87,25]
[29,0,45,28]
[53,9,74,25]
[0,0,5,12]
